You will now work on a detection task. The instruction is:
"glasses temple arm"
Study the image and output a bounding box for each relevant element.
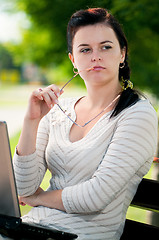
[60,72,79,93]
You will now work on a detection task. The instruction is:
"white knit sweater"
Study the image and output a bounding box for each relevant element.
[13,97,158,240]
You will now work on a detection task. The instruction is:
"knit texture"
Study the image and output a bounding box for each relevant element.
[13,97,158,240]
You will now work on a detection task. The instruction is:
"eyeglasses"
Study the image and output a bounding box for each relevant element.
[56,68,92,128]
[56,67,121,128]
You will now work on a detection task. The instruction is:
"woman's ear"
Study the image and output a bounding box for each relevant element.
[68,53,76,67]
[120,47,126,63]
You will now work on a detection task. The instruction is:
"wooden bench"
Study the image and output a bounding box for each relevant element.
[120,178,159,239]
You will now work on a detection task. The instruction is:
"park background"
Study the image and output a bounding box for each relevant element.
[0,0,159,228]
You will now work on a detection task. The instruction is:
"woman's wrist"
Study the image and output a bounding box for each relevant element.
[24,113,41,125]
[17,117,40,156]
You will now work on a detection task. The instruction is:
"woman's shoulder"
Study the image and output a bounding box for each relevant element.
[129,99,157,115]
[119,99,158,125]
[117,99,158,124]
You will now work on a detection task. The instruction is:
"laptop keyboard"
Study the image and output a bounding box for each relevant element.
[21,222,77,239]
[0,215,77,240]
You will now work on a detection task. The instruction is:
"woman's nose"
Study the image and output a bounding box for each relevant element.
[91,52,102,62]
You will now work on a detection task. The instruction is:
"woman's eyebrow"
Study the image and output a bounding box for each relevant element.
[100,40,113,44]
[78,40,113,48]
[78,43,89,48]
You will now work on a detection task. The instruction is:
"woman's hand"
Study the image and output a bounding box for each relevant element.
[19,187,44,207]
[17,84,63,156]
[25,84,62,121]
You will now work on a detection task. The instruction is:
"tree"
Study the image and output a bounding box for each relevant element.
[0,44,16,69]
[7,0,159,95]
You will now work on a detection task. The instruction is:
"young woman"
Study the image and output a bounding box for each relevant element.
[13,8,157,240]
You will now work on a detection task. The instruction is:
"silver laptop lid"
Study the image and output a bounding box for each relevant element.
[0,121,21,218]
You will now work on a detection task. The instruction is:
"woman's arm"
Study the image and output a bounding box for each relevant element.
[13,116,49,197]
[17,85,60,156]
[19,188,65,211]
[13,85,61,197]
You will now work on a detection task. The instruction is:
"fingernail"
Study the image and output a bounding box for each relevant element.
[50,104,53,108]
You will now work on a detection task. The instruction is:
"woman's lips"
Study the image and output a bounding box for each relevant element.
[92,66,106,71]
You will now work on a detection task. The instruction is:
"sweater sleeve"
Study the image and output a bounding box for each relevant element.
[13,114,50,197]
[62,103,158,214]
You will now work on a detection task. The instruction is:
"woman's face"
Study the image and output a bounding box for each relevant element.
[69,23,126,87]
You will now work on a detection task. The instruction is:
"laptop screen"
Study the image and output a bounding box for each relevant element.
[0,121,21,218]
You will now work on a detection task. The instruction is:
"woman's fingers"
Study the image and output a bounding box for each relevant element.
[49,84,61,98]
[32,89,44,101]
[42,88,59,108]
[34,84,61,108]
[18,196,26,206]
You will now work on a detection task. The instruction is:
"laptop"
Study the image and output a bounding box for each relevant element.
[0,121,78,240]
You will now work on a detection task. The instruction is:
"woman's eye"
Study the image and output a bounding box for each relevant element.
[80,48,91,53]
[102,45,112,50]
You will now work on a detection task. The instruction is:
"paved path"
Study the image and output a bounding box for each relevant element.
[0,106,26,137]
[0,84,35,137]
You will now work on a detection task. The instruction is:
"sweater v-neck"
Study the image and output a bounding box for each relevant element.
[66,97,113,144]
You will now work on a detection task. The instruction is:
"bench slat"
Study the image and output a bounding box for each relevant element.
[121,219,159,240]
[121,178,159,239]
[131,178,159,211]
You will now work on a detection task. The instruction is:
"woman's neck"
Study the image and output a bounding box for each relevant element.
[85,82,122,111]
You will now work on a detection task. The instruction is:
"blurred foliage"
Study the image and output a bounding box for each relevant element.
[0,45,18,69]
[3,0,159,95]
